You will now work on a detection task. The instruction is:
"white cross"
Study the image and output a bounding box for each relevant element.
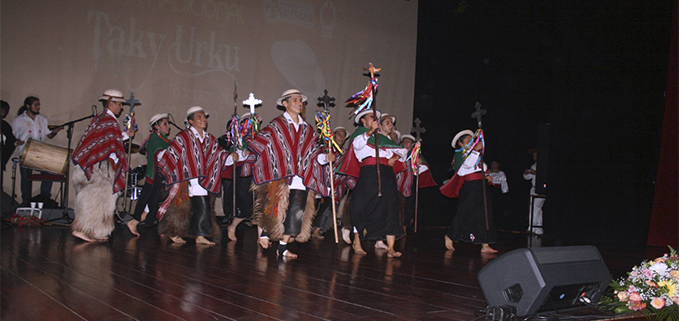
[243,93,262,114]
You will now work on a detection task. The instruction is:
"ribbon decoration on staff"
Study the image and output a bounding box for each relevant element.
[408,142,421,174]
[226,82,242,149]
[346,62,383,196]
[455,128,485,167]
[410,117,427,233]
[316,89,340,244]
[241,93,262,140]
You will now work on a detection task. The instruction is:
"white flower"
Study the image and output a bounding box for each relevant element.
[650,262,669,275]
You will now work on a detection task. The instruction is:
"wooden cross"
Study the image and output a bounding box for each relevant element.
[364,62,381,79]
[411,118,426,142]
[471,101,486,129]
[243,93,262,115]
[317,89,335,112]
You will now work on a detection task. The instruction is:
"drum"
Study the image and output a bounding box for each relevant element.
[20,139,71,175]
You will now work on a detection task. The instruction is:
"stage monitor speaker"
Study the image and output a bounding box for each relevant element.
[535,123,549,195]
[477,245,611,317]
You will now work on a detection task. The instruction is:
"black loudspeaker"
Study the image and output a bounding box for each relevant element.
[477,245,611,317]
[535,123,549,195]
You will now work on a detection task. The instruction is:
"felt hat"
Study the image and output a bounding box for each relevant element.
[451,129,474,148]
[186,106,209,119]
[354,109,382,124]
[149,113,168,125]
[98,89,126,103]
[392,129,401,141]
[333,126,346,133]
[380,113,396,124]
[400,134,416,143]
[276,89,308,106]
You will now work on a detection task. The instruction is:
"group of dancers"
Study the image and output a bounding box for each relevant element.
[2,87,502,258]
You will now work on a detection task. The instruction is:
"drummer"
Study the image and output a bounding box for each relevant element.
[11,96,63,206]
[126,113,172,236]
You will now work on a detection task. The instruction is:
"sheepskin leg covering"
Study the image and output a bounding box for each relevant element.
[72,165,118,240]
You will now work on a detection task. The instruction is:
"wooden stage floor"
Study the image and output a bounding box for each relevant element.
[0,223,663,321]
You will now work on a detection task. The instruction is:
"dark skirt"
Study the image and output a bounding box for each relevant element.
[447,178,496,244]
[350,164,404,241]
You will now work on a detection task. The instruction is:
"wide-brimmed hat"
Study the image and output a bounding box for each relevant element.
[186,106,209,119]
[400,134,416,143]
[333,126,346,133]
[380,113,396,124]
[392,130,401,141]
[98,89,126,103]
[451,129,474,148]
[276,89,308,106]
[149,113,168,125]
[354,109,382,124]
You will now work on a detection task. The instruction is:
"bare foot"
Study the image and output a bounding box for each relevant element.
[72,230,96,242]
[375,240,388,250]
[170,236,186,244]
[227,224,237,241]
[341,228,352,244]
[387,250,403,258]
[278,249,298,258]
[126,220,140,236]
[258,237,271,249]
[140,211,148,222]
[312,228,325,240]
[481,244,498,253]
[352,242,367,255]
[444,235,455,251]
[196,236,215,246]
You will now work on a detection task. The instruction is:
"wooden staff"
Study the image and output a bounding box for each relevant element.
[471,102,490,230]
[122,92,141,212]
[365,63,382,196]
[411,118,426,233]
[317,90,339,243]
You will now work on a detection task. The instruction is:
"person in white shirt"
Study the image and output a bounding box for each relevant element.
[523,149,544,235]
[11,96,62,205]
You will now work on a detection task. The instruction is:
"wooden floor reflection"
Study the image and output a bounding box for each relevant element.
[0,223,664,320]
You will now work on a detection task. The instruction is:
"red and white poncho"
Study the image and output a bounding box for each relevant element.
[248,114,328,195]
[72,112,128,193]
[156,128,229,218]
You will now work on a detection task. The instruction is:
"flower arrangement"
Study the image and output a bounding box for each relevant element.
[603,246,679,321]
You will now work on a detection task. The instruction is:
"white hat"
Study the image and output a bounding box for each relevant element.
[380,113,396,124]
[276,89,308,106]
[98,89,126,103]
[149,113,168,126]
[186,106,209,119]
[451,129,474,148]
[392,130,401,141]
[400,134,416,143]
[240,112,251,119]
[333,126,346,133]
[354,109,382,124]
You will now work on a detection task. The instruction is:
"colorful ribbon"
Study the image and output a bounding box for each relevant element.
[315,110,343,154]
[407,141,421,175]
[455,129,485,167]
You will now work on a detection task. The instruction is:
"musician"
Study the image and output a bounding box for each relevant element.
[71,89,136,242]
[11,96,62,205]
[125,113,171,236]
[156,106,228,245]
[248,89,333,258]
[337,109,407,257]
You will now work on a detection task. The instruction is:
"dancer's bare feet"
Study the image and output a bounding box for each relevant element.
[387,250,402,258]
[126,220,140,236]
[72,230,96,242]
[170,236,186,244]
[140,211,148,222]
[375,240,388,250]
[341,228,352,244]
[227,224,237,241]
[481,244,498,253]
[258,237,271,249]
[312,228,324,240]
[444,235,455,251]
[352,242,367,255]
[196,236,215,245]
[278,249,298,258]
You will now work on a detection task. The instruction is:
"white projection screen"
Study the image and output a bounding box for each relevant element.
[1,0,418,209]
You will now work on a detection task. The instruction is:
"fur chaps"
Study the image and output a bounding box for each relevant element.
[72,164,118,240]
[338,192,352,229]
[251,181,317,242]
[158,182,221,239]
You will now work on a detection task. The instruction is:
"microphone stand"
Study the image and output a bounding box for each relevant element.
[46,112,96,224]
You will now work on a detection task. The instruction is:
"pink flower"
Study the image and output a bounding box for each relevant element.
[670,270,679,279]
[646,280,658,288]
[672,296,679,305]
[651,297,665,309]
[617,291,629,301]
[628,300,647,311]
[629,292,642,302]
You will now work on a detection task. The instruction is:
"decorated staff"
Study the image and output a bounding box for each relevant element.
[226,82,241,222]
[121,92,141,212]
[242,93,262,140]
[315,89,340,243]
[346,62,382,196]
[409,118,426,233]
[470,102,490,230]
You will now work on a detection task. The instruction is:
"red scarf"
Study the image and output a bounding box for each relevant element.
[72,112,128,193]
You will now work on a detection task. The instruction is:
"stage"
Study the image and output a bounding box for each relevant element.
[0,222,660,321]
